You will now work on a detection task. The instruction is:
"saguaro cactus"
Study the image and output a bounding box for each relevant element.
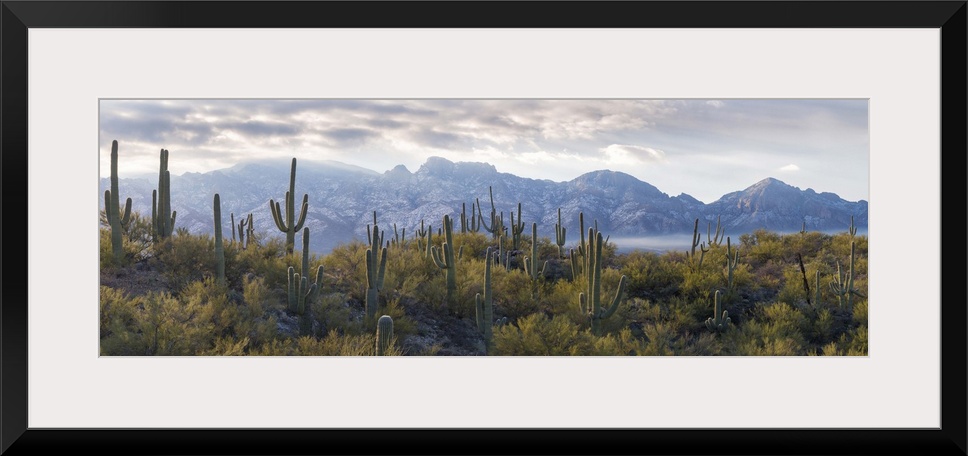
[706,215,725,247]
[431,214,458,303]
[815,269,822,307]
[829,240,859,312]
[725,237,740,292]
[104,140,132,263]
[509,202,525,250]
[478,186,505,239]
[416,219,432,258]
[289,227,323,316]
[375,315,394,356]
[235,213,249,249]
[690,218,702,259]
[365,222,388,319]
[213,194,225,285]
[269,157,309,255]
[460,201,481,234]
[705,290,731,331]
[476,247,495,353]
[578,229,628,336]
[244,213,254,249]
[554,208,567,258]
[570,212,589,281]
[152,148,176,242]
[524,222,547,281]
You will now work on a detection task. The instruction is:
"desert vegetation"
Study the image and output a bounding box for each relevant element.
[100,142,868,356]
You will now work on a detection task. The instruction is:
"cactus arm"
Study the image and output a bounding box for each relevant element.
[269,198,288,232]
[599,275,628,321]
[293,194,309,232]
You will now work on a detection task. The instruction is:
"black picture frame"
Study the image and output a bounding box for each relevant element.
[2,1,965,455]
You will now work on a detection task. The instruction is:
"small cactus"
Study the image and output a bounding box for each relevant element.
[705,290,731,331]
[375,315,394,356]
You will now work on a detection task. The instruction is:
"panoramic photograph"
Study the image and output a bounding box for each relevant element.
[98,99,868,356]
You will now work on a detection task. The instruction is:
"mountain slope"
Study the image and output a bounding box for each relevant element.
[99,157,868,254]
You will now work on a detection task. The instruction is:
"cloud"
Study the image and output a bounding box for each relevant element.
[601,144,666,166]
[779,164,800,172]
[706,100,725,108]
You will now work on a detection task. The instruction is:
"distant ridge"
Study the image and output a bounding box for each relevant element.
[100,156,868,254]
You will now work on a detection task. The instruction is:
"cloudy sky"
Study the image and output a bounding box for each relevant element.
[99,99,868,204]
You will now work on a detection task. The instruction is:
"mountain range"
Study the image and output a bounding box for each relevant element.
[99,156,869,254]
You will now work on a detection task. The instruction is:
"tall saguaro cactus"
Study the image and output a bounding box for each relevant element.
[375,315,394,356]
[152,148,176,242]
[431,214,458,303]
[269,158,309,255]
[213,194,225,285]
[365,222,388,319]
[475,247,495,353]
[578,229,628,336]
[104,140,132,263]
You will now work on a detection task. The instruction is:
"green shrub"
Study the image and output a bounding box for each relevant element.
[491,313,598,356]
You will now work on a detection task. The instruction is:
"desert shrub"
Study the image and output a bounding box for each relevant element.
[234,236,290,289]
[491,313,598,356]
[638,321,681,355]
[452,232,492,260]
[777,264,810,306]
[250,332,403,356]
[617,250,684,300]
[727,302,807,356]
[99,286,206,356]
[492,266,544,321]
[851,298,868,326]
[321,240,368,300]
[593,328,647,355]
[309,292,364,337]
[153,231,216,292]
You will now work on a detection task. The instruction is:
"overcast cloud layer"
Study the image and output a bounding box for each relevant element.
[99,99,868,204]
